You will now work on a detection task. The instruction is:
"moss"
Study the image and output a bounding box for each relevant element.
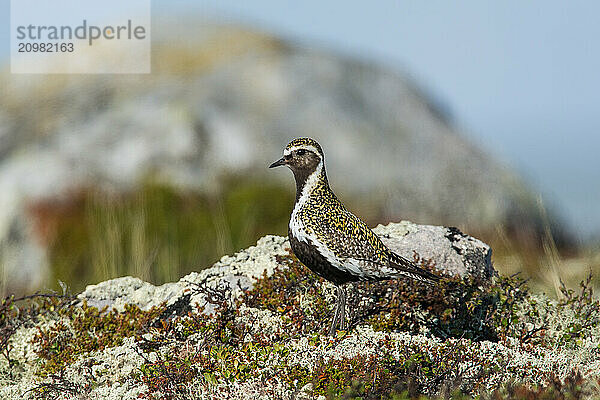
[287,351,438,398]
[487,370,592,400]
[126,268,600,399]
[130,271,497,398]
[134,280,299,398]
[128,281,598,400]
[32,300,164,376]
[5,247,599,399]
[0,293,76,372]
[136,351,198,398]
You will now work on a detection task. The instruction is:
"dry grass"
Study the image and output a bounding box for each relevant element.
[486,210,599,299]
[32,178,292,294]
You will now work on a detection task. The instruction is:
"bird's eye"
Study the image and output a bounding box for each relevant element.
[296,149,306,156]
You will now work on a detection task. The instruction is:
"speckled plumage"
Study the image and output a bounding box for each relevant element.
[282,138,438,284]
[270,137,439,334]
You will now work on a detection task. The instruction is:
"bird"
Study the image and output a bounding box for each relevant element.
[269,137,440,336]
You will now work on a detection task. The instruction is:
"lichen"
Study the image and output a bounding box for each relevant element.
[126,258,600,399]
[32,300,164,377]
[1,239,600,399]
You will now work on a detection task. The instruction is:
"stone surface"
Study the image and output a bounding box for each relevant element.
[374,221,494,278]
[0,21,555,294]
[78,222,494,312]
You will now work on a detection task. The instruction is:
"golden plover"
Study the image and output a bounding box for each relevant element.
[270,137,440,335]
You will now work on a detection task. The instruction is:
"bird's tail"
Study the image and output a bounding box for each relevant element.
[389,251,440,284]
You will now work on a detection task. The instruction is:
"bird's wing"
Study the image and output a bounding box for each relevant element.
[387,250,440,283]
[313,208,439,283]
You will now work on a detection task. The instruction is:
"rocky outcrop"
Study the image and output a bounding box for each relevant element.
[1,223,598,400]
[0,22,556,294]
[77,222,493,314]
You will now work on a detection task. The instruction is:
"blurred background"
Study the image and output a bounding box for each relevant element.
[0,1,598,297]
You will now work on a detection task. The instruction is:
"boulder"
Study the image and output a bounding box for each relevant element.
[374,221,494,278]
[0,22,554,294]
[78,222,493,312]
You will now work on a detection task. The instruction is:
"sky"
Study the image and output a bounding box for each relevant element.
[1,1,599,238]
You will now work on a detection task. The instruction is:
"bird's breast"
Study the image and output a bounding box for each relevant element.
[289,203,311,244]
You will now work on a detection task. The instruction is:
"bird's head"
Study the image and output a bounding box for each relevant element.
[269,137,324,176]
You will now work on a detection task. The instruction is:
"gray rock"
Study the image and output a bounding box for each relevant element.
[374,221,494,278]
[78,222,494,313]
[0,21,548,294]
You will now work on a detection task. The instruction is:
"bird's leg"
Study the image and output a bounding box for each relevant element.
[328,285,348,335]
[328,285,342,336]
[339,285,347,331]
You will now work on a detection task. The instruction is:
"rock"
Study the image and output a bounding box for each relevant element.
[79,235,289,312]
[78,222,493,314]
[374,221,494,278]
[0,227,598,400]
[0,21,557,295]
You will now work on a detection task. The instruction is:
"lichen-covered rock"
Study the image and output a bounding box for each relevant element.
[78,222,494,314]
[374,221,494,278]
[1,224,598,400]
[0,22,559,295]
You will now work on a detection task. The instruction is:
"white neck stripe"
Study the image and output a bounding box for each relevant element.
[290,159,323,243]
[300,159,323,197]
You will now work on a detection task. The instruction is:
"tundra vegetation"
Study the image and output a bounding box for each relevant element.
[1,244,599,399]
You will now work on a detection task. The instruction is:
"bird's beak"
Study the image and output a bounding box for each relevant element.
[269,157,287,168]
